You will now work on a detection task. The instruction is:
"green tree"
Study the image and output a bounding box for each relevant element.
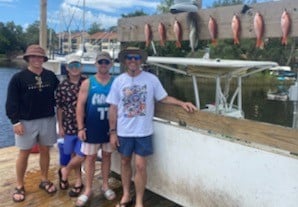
[157,0,174,13]
[121,10,148,18]
[0,23,9,53]
[88,22,105,34]
[0,21,25,57]
[108,26,117,33]
[212,0,257,7]
[24,21,40,46]
[212,0,243,7]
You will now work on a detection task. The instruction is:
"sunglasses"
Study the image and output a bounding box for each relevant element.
[68,62,82,69]
[97,59,111,65]
[29,55,44,59]
[125,54,142,61]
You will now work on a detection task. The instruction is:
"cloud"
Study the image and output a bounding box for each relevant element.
[86,0,158,13]
[0,0,15,7]
[92,13,119,30]
[0,0,14,3]
[22,23,29,30]
[50,0,159,30]
[64,0,158,13]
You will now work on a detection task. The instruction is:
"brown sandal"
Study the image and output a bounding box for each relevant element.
[12,186,25,202]
[58,168,69,190]
[39,181,57,194]
[68,184,84,197]
[116,199,133,207]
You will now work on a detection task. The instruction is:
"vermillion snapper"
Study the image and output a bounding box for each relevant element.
[253,12,264,49]
[231,14,241,45]
[173,20,182,48]
[187,12,199,53]
[208,16,217,46]
[158,22,166,47]
[281,9,291,45]
[144,23,152,47]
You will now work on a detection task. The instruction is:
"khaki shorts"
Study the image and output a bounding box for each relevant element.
[15,116,57,150]
[81,142,113,155]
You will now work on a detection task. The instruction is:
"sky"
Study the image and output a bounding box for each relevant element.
[0,0,273,32]
[0,0,215,32]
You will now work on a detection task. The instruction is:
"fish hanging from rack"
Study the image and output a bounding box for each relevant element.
[173,20,182,48]
[187,12,199,53]
[144,23,152,47]
[253,12,264,49]
[231,14,241,45]
[281,9,291,45]
[158,22,166,47]
[208,16,217,46]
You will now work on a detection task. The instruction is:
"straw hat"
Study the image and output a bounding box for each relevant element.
[118,47,148,63]
[23,44,48,62]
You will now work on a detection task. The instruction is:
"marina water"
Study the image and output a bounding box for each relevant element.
[0,67,19,148]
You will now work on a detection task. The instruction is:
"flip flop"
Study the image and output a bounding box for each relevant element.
[12,186,25,202]
[69,184,84,197]
[101,188,116,200]
[75,194,90,207]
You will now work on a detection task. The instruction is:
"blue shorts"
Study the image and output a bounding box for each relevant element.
[64,134,85,157]
[118,135,153,157]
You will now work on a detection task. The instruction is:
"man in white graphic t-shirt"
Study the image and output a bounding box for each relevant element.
[106,47,197,207]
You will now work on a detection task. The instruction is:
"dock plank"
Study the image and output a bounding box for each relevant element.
[155,103,298,155]
[0,146,180,207]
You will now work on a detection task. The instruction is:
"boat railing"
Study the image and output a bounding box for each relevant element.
[146,56,278,118]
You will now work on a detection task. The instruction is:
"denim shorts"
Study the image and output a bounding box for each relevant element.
[118,135,153,157]
[64,134,85,157]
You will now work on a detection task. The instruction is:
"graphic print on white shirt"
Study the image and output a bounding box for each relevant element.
[122,84,147,118]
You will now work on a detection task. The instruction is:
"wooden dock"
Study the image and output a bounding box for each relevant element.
[0,146,181,207]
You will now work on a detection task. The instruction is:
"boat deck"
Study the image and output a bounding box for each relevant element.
[0,146,180,207]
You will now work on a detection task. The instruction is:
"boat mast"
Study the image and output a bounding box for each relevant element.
[40,0,47,50]
[83,0,85,36]
[82,0,86,54]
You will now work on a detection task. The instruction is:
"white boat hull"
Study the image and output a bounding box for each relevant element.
[111,119,298,207]
[267,93,288,101]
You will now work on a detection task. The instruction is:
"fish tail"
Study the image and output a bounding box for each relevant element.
[281,36,287,45]
[211,39,217,46]
[234,38,240,45]
[190,44,194,53]
[160,40,165,47]
[176,41,181,48]
[256,39,264,49]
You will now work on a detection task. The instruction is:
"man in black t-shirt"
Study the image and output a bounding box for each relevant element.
[6,44,59,202]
